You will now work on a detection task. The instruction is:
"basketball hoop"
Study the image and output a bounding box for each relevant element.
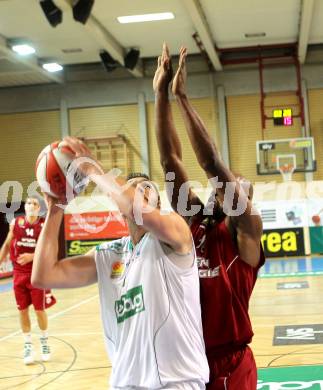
[256,137,316,176]
[275,153,296,182]
[279,163,295,182]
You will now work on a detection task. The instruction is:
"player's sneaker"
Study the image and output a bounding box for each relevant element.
[23,342,34,365]
[40,337,51,362]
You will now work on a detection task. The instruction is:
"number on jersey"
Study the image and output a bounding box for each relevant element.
[25,228,34,237]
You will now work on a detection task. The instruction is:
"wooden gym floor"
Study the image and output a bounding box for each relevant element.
[1,256,323,389]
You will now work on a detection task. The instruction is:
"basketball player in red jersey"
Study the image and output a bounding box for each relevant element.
[154,44,265,389]
[0,197,56,365]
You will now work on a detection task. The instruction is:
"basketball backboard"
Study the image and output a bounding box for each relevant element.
[256,137,316,175]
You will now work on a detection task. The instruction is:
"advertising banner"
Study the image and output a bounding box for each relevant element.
[261,227,305,257]
[307,199,323,227]
[254,200,308,230]
[258,365,323,389]
[309,226,323,254]
[64,211,129,256]
[66,239,111,256]
[64,211,128,240]
[273,324,323,346]
[0,258,13,279]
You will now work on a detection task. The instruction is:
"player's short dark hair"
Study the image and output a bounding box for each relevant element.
[126,172,160,206]
[126,172,150,181]
[25,196,40,205]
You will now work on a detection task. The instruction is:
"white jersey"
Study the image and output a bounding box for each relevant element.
[95,233,209,389]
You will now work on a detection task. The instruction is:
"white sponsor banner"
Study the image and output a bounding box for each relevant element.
[0,257,13,279]
[307,199,323,227]
[254,200,309,230]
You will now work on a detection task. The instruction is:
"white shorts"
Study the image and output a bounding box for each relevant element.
[163,380,205,389]
[111,380,205,390]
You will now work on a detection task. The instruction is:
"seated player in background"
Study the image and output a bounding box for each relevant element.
[32,136,209,390]
[154,44,265,389]
[0,197,56,365]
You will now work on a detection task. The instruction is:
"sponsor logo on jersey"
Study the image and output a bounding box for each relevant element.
[106,241,124,254]
[194,224,207,253]
[197,257,220,278]
[17,238,37,248]
[197,257,209,268]
[115,285,145,324]
[199,266,220,278]
[111,261,125,279]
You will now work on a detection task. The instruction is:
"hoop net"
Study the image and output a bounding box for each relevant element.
[279,163,295,182]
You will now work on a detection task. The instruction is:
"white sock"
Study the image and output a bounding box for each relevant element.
[23,333,32,344]
[40,330,48,340]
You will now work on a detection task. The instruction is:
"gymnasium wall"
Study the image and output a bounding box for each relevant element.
[69,104,142,175]
[0,62,322,194]
[64,90,322,187]
[0,110,60,196]
[0,99,219,194]
[68,98,220,189]
[146,97,219,188]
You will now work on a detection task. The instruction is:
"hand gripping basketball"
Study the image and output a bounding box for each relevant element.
[35,139,89,203]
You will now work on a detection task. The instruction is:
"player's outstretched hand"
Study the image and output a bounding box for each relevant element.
[153,43,173,94]
[172,46,188,98]
[62,136,104,177]
[62,136,92,158]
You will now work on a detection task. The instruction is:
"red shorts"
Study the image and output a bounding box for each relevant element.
[206,346,257,390]
[13,272,56,311]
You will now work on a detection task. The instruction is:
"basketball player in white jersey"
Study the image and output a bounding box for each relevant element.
[32,136,209,389]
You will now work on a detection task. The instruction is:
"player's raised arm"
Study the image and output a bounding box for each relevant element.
[154,43,202,216]
[62,136,192,255]
[0,223,14,265]
[173,47,262,267]
[32,195,97,289]
[172,47,237,189]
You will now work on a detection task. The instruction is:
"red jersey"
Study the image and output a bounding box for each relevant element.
[10,216,44,274]
[190,215,265,358]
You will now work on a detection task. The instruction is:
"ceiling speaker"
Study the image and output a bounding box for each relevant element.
[124,49,140,70]
[100,50,118,72]
[73,0,95,24]
[39,0,62,27]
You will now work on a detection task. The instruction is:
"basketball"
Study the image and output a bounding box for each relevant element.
[312,215,321,225]
[35,141,88,201]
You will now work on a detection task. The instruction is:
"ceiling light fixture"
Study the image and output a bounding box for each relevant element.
[117,12,175,24]
[62,48,83,53]
[12,44,36,56]
[42,62,63,72]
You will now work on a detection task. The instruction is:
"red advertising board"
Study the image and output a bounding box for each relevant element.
[64,211,129,240]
